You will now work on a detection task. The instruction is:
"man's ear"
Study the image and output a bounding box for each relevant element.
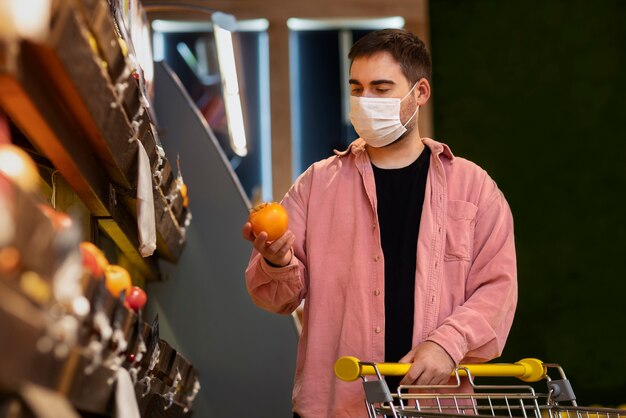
[416,78,431,105]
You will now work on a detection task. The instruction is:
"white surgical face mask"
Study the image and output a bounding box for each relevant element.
[349,83,419,148]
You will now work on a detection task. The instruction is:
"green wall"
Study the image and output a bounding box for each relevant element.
[430,0,626,406]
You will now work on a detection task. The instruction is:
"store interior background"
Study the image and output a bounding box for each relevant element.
[430,0,626,407]
[141,0,626,416]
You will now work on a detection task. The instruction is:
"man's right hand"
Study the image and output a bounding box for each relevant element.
[242,222,295,267]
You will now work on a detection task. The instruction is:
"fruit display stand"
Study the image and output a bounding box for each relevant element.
[0,0,190,281]
[0,0,200,416]
[0,174,199,416]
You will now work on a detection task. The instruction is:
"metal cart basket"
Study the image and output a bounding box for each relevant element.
[334,356,625,418]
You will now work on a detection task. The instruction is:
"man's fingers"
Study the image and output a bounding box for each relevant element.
[401,365,451,386]
[267,230,293,253]
[420,369,439,386]
[397,341,456,386]
[398,353,413,364]
[433,373,451,386]
[400,363,423,386]
[398,349,417,384]
[276,234,295,259]
[251,230,295,267]
[242,222,256,241]
[253,231,269,252]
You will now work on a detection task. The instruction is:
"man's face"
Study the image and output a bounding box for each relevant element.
[349,51,418,128]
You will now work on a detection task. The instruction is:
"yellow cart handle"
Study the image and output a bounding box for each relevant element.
[334,356,546,383]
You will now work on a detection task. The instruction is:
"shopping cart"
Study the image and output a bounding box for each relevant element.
[334,356,625,418]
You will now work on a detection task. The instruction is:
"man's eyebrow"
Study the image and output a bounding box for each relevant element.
[371,79,396,86]
[348,79,396,86]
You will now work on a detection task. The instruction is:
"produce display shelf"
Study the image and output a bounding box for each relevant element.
[0,0,188,281]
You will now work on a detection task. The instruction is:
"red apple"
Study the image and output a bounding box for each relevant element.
[38,204,72,231]
[125,286,147,311]
[80,245,101,278]
[79,242,108,278]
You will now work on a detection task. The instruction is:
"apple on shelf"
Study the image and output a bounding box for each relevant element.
[38,204,73,231]
[125,286,147,312]
[79,241,109,278]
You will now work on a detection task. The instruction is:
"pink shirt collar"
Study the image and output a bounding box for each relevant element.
[333,137,455,161]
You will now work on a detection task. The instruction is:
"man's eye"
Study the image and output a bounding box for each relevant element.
[376,88,390,93]
[351,88,362,94]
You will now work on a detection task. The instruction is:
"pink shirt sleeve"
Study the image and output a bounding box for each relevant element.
[245,252,304,315]
[245,167,312,315]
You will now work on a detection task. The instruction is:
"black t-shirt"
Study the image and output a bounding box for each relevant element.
[372,146,430,390]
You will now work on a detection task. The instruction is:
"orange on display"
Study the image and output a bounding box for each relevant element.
[178,180,189,208]
[0,246,20,274]
[248,202,289,241]
[0,144,39,192]
[104,264,132,297]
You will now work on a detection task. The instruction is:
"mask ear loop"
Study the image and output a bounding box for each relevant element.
[401,82,420,128]
[401,82,419,103]
[403,105,419,128]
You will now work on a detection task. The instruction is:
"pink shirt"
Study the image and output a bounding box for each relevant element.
[245,138,517,417]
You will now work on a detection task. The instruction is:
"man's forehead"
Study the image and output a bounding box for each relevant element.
[349,51,406,84]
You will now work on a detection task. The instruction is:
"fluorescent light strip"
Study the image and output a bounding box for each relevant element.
[214,24,247,157]
[237,19,269,32]
[153,18,270,33]
[152,20,213,33]
[287,17,405,31]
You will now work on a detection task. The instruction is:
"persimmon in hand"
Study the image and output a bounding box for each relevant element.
[248,202,288,241]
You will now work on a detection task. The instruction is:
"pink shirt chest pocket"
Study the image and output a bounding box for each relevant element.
[444,200,478,262]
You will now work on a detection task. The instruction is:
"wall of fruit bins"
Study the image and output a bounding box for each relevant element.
[0,0,199,416]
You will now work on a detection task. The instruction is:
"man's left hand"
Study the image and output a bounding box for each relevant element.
[398,341,456,386]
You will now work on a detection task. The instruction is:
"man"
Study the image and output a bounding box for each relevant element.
[243,29,517,418]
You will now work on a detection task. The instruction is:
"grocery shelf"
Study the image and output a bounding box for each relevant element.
[0,277,195,416]
[0,0,203,415]
[0,0,189,280]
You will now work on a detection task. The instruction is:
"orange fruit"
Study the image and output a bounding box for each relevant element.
[248,202,289,241]
[104,265,132,297]
[179,181,189,208]
[0,144,39,193]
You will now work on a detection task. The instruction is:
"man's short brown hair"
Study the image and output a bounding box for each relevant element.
[348,29,432,84]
